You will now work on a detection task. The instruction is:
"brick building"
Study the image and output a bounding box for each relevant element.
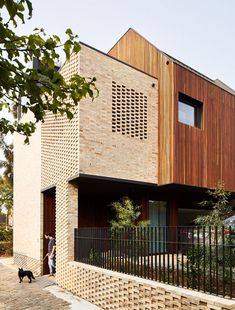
[13,29,235,309]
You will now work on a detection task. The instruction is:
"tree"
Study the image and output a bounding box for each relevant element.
[0,135,13,186]
[0,0,98,142]
[194,182,232,226]
[188,183,234,289]
[0,176,13,228]
[0,134,13,227]
[110,196,148,229]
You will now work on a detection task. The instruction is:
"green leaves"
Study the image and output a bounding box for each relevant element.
[195,181,232,226]
[0,0,98,140]
[110,196,149,229]
[64,28,80,60]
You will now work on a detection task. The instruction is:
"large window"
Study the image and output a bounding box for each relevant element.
[178,93,202,128]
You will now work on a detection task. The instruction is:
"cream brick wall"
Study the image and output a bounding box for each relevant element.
[40,46,158,285]
[66,262,235,310]
[79,44,158,184]
[13,113,41,273]
[41,53,80,283]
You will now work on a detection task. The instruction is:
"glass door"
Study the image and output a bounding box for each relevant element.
[149,200,167,253]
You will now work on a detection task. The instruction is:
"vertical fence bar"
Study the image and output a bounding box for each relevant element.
[74,228,77,261]
[215,226,218,296]
[114,229,116,271]
[103,228,106,268]
[123,227,126,274]
[158,226,162,282]
[103,229,106,269]
[222,226,225,297]
[155,226,158,281]
[209,226,212,294]
[139,226,141,277]
[229,225,232,298]
[171,227,175,285]
[203,226,206,293]
[129,227,132,275]
[147,227,150,279]
[116,228,118,272]
[176,226,179,286]
[127,227,129,274]
[181,227,184,288]
[167,226,170,284]
[110,228,112,269]
[136,227,139,277]
[163,227,166,283]
[100,228,102,267]
[197,226,200,291]
[127,227,130,275]
[140,226,143,278]
[122,228,124,273]
[150,227,153,280]
[113,228,115,271]
[192,226,195,290]
[144,226,147,279]
[186,227,189,288]
[105,228,107,269]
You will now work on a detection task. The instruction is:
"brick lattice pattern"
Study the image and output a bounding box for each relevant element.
[111,81,148,139]
[67,262,235,310]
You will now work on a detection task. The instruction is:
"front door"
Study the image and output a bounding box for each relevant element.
[43,188,56,275]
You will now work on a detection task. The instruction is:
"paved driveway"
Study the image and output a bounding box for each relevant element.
[0,258,101,310]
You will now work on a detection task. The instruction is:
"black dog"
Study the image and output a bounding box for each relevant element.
[18,268,35,283]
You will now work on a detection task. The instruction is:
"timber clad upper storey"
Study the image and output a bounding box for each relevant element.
[108,28,235,192]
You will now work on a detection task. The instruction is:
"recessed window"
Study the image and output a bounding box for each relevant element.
[178,93,202,128]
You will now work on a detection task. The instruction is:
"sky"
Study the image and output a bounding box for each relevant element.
[17,0,235,90]
[1,0,235,167]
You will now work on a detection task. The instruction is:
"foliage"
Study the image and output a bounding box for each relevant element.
[0,134,13,226]
[110,196,149,230]
[0,241,13,256]
[0,223,13,256]
[0,179,13,216]
[0,134,13,186]
[0,223,12,241]
[194,182,232,226]
[190,182,234,287]
[87,248,100,265]
[0,0,98,142]
[187,234,235,286]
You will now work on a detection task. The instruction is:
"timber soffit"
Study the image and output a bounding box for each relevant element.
[108,28,235,97]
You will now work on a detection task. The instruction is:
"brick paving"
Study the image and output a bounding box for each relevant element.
[0,258,102,310]
[0,261,69,310]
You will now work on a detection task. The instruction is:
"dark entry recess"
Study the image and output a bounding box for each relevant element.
[43,187,56,275]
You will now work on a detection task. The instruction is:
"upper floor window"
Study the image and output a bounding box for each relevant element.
[178,93,202,128]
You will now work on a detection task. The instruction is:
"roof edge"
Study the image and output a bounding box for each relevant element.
[108,28,235,96]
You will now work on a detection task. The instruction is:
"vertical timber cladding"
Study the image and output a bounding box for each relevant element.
[174,64,235,191]
[108,28,174,185]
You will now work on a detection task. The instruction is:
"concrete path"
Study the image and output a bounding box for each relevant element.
[0,257,102,310]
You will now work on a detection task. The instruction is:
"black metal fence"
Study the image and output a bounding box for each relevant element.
[74,226,235,299]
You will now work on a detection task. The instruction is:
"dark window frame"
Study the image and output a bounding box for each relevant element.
[178,93,203,128]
